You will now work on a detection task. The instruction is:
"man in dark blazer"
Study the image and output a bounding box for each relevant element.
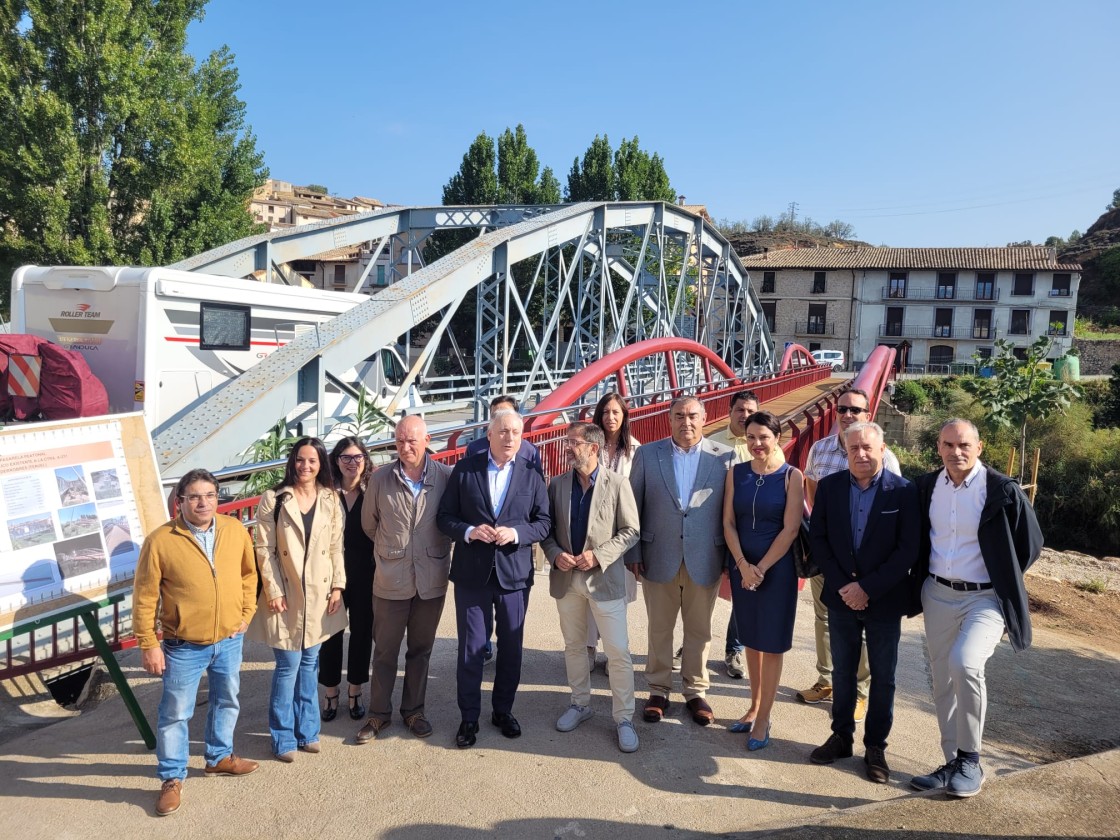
[909,418,1042,798]
[808,421,919,785]
[437,409,551,748]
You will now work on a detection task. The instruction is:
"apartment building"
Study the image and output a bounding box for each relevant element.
[739,246,1081,371]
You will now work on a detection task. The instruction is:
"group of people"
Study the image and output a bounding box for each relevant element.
[133,385,1041,818]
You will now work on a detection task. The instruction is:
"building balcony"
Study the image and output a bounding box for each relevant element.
[880,286,1000,302]
[878,325,1000,340]
[795,321,836,337]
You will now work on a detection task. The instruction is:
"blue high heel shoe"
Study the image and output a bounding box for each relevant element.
[728,717,754,734]
[747,722,772,751]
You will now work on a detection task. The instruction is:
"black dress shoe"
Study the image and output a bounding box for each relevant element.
[456,721,479,749]
[491,711,522,738]
[348,694,366,721]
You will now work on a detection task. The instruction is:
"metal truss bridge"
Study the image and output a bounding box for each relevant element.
[157,201,776,474]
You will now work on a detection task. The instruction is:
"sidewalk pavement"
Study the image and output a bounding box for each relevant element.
[1,581,1118,839]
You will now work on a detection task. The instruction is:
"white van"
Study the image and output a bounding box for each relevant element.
[811,349,845,370]
[9,266,422,436]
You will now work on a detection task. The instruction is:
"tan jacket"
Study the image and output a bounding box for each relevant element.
[362,456,453,600]
[133,513,257,649]
[542,467,640,601]
[248,485,346,650]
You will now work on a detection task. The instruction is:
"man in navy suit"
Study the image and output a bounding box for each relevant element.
[438,409,551,748]
[807,421,919,785]
[464,394,544,663]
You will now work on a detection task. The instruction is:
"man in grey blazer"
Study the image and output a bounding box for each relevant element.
[542,422,641,752]
[626,395,733,726]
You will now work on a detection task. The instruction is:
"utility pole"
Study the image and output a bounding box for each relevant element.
[786,201,799,226]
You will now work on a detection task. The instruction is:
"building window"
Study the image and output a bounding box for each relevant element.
[1009,309,1030,335]
[1048,310,1069,336]
[808,342,821,352]
[1051,273,1071,297]
[936,272,957,300]
[975,272,996,301]
[761,271,775,293]
[885,306,904,337]
[376,265,386,285]
[934,308,953,338]
[888,272,907,299]
[807,303,827,334]
[333,264,346,289]
[1013,346,1028,361]
[812,271,826,294]
[976,347,993,362]
[972,308,993,339]
[1012,273,1034,296]
[929,345,954,368]
[761,301,776,332]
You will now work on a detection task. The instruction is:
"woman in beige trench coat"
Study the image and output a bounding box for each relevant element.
[249,437,346,761]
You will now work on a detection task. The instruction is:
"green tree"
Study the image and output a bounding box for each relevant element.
[566,134,614,201]
[536,166,562,204]
[962,335,1081,481]
[0,0,267,315]
[613,137,675,202]
[442,131,498,205]
[1108,187,1120,211]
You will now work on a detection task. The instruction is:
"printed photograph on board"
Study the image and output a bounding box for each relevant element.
[59,503,99,539]
[91,468,122,502]
[101,514,136,559]
[53,533,108,580]
[7,511,59,551]
[55,466,90,506]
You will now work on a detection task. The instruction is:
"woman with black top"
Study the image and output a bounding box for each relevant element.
[318,436,375,722]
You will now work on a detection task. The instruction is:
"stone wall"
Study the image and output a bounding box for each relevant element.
[877,399,933,450]
[1073,338,1120,375]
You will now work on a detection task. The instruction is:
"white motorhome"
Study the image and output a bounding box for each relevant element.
[10,266,422,436]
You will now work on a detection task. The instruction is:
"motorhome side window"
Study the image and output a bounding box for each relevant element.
[200,302,252,351]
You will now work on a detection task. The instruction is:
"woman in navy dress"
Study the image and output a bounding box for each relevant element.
[721,411,805,751]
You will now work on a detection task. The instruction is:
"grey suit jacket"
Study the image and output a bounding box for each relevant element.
[542,468,639,601]
[627,437,733,587]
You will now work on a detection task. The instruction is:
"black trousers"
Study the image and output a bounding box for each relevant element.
[318,560,375,687]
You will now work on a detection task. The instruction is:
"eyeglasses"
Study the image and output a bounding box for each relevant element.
[836,406,868,416]
[338,454,366,464]
[564,438,593,448]
[180,492,218,504]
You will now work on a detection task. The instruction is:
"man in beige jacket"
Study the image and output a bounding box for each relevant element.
[542,422,641,752]
[356,415,453,742]
[134,468,259,817]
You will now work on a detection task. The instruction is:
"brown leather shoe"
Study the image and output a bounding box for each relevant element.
[642,695,670,723]
[405,713,433,738]
[355,717,390,744]
[298,741,321,753]
[686,697,715,726]
[203,754,259,776]
[156,779,182,816]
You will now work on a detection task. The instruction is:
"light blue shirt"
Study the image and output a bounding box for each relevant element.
[849,470,882,551]
[185,517,216,571]
[465,454,520,543]
[397,457,427,499]
[671,439,703,509]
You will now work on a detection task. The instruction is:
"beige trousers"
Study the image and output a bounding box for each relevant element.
[642,563,719,701]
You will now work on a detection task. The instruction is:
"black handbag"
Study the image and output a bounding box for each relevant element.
[785,469,819,578]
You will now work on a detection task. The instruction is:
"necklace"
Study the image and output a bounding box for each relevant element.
[749,463,784,529]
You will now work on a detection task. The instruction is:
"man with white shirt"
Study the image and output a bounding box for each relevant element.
[626,396,732,726]
[910,419,1042,798]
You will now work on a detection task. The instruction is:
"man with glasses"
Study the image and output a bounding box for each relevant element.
[798,389,901,722]
[134,469,259,817]
[542,422,641,752]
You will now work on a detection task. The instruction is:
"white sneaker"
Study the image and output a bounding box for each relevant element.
[556,704,593,732]
[617,719,639,753]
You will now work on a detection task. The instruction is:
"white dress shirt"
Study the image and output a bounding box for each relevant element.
[929,461,989,583]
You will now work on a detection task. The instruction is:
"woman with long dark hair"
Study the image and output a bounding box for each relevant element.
[249,437,346,761]
[318,437,375,722]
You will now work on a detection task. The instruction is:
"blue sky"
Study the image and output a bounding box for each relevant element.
[188,0,1118,248]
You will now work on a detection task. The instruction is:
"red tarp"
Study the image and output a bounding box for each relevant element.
[0,335,109,420]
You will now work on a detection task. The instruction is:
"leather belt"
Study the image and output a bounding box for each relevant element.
[931,574,992,592]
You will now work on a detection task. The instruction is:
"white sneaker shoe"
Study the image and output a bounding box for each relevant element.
[556,704,594,732]
[617,719,639,753]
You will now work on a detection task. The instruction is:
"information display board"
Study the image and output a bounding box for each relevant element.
[0,413,165,635]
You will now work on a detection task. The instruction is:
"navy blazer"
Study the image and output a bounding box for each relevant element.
[465,437,544,477]
[437,451,551,591]
[809,469,920,618]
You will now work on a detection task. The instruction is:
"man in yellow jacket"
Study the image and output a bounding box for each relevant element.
[134,468,259,817]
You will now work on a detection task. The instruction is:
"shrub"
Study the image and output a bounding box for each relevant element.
[891,380,928,413]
